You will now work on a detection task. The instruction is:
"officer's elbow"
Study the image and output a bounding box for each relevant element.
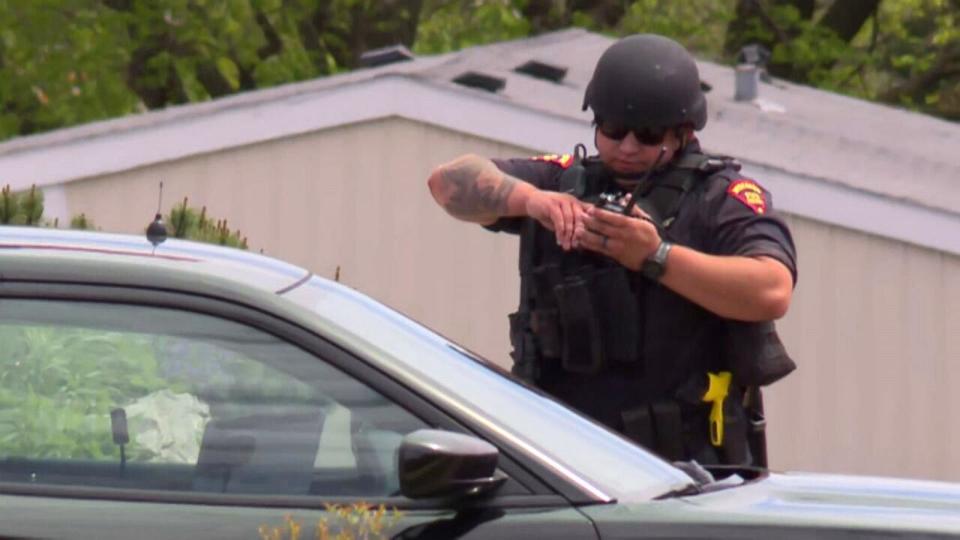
[762,287,791,320]
[751,257,793,320]
[427,154,477,204]
[427,166,445,205]
[754,275,792,320]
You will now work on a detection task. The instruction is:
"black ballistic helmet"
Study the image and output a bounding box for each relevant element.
[583,34,707,130]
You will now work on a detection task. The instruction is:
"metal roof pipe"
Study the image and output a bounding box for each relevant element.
[735,63,759,102]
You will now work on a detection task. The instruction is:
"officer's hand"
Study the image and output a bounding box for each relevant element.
[575,206,660,270]
[525,190,589,251]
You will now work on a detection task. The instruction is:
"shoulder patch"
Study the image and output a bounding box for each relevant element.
[727,179,767,214]
[530,154,574,169]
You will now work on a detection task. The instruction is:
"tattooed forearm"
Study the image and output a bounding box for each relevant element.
[438,157,518,221]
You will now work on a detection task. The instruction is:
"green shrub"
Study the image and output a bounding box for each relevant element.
[0,326,168,460]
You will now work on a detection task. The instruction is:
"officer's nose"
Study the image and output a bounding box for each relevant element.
[618,131,645,154]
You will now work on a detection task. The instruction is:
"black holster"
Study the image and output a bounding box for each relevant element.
[674,373,752,465]
[725,321,796,387]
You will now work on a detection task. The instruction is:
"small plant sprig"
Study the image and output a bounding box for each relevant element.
[258,504,404,540]
[0,183,42,225]
[166,197,248,249]
[0,183,93,229]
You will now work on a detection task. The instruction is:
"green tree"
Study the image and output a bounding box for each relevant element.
[723,0,959,119]
[872,0,960,118]
[0,0,425,139]
[0,0,956,135]
[0,0,138,136]
[414,0,529,54]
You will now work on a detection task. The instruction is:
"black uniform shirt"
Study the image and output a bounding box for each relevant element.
[486,145,797,429]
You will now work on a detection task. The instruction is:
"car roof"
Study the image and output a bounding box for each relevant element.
[0,226,311,300]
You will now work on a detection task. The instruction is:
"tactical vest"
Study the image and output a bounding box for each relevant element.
[508,149,795,465]
[508,150,795,391]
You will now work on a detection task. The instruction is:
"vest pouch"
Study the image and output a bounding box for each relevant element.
[532,263,563,303]
[621,402,684,461]
[553,274,605,374]
[724,321,796,386]
[650,401,685,461]
[621,405,655,449]
[507,311,538,381]
[591,265,641,364]
[530,308,562,359]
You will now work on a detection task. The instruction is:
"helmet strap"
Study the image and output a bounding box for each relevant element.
[677,126,695,152]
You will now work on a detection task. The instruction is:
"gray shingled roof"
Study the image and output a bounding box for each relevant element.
[1,28,958,250]
[416,29,960,216]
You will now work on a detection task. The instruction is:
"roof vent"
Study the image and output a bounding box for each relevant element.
[452,71,506,93]
[734,44,770,101]
[359,45,414,68]
[514,60,567,83]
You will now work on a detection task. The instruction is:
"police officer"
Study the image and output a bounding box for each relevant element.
[427,34,796,466]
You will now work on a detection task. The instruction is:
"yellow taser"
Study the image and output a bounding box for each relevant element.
[702,371,732,447]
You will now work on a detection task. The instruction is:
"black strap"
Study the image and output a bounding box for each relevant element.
[517,218,538,308]
[744,386,768,468]
[636,151,728,228]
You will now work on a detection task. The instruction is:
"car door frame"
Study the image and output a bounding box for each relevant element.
[0,279,600,516]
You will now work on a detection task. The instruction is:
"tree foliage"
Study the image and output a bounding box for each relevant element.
[724,0,960,119]
[0,0,423,138]
[0,0,956,139]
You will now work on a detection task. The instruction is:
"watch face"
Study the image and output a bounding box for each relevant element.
[642,242,670,280]
[642,258,665,280]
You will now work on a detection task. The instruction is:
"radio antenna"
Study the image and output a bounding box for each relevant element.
[621,146,667,218]
[146,181,168,252]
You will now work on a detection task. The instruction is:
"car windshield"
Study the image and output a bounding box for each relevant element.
[284,276,692,502]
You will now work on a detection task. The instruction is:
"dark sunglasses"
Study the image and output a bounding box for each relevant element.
[596,119,670,145]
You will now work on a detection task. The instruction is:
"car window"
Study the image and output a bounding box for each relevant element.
[286,276,693,501]
[0,299,428,498]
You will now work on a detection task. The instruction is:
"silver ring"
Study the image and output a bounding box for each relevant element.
[601,235,609,249]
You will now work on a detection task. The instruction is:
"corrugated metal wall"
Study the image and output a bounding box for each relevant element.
[62,117,960,481]
[769,216,960,480]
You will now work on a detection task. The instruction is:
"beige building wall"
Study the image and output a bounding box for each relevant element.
[768,217,960,481]
[62,117,960,482]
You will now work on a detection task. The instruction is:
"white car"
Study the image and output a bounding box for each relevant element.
[1,225,959,539]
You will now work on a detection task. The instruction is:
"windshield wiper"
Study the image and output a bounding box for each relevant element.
[653,461,711,499]
[657,461,768,499]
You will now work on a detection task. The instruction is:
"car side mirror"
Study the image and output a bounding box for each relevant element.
[398,429,505,500]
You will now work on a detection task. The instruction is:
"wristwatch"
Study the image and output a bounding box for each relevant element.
[641,241,673,281]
